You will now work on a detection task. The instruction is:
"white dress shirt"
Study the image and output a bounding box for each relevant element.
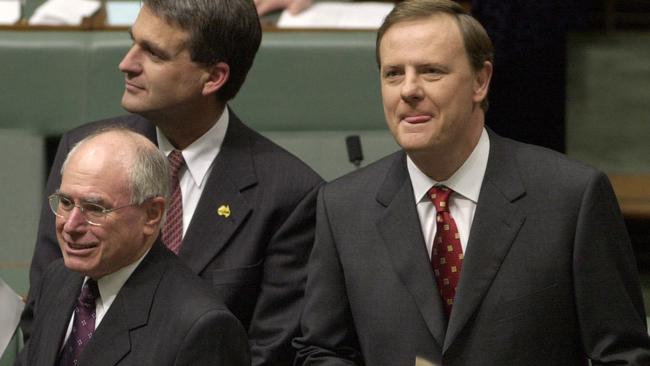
[407,128,490,257]
[156,107,229,237]
[62,250,148,345]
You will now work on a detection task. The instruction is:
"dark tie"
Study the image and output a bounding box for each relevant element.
[58,279,99,366]
[163,149,185,254]
[428,186,464,317]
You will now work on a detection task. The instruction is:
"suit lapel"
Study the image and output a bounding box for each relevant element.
[79,242,168,366]
[376,153,447,348]
[179,113,255,274]
[33,270,82,365]
[444,132,526,351]
[134,111,255,275]
[80,298,131,366]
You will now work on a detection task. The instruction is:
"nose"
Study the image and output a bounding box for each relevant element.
[118,45,142,75]
[62,206,89,232]
[400,71,423,105]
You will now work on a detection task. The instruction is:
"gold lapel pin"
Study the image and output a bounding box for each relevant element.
[217,205,231,218]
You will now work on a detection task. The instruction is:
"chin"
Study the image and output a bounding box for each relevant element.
[62,258,92,276]
[395,135,432,152]
[121,97,134,112]
[121,95,146,113]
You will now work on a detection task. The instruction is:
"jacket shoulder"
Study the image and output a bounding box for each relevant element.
[323,151,404,196]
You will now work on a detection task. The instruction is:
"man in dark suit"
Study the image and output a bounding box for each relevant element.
[294,0,650,365]
[18,128,249,365]
[23,0,323,365]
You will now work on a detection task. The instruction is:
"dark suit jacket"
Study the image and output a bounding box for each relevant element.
[18,241,250,366]
[24,110,323,366]
[294,130,650,365]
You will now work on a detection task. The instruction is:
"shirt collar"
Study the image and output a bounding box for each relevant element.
[87,247,150,308]
[156,106,229,189]
[408,128,490,204]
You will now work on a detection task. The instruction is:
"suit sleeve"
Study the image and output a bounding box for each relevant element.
[20,131,72,342]
[573,171,650,364]
[293,187,363,365]
[173,308,251,366]
[246,182,323,366]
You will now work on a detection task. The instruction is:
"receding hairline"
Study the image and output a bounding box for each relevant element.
[377,12,465,66]
[62,128,156,176]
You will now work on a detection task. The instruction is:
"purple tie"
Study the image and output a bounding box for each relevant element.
[58,279,99,366]
[162,150,185,254]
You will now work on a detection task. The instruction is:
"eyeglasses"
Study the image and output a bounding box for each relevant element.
[48,193,138,226]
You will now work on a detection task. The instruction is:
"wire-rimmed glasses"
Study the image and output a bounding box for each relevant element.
[48,193,138,226]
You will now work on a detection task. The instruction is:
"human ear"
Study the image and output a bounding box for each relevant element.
[473,60,492,104]
[142,196,166,235]
[202,62,230,96]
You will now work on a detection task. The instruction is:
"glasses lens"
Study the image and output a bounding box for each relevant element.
[82,203,107,223]
[48,195,65,218]
[48,194,106,226]
[58,195,75,211]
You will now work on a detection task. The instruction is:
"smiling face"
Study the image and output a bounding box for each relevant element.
[379,14,490,165]
[56,135,153,279]
[118,5,213,122]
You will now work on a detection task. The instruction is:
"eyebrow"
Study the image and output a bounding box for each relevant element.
[56,189,106,206]
[380,64,402,70]
[128,29,173,61]
[382,62,447,70]
[82,196,107,206]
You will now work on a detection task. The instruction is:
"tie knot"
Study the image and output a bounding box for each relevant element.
[428,186,453,213]
[78,279,99,308]
[168,150,185,176]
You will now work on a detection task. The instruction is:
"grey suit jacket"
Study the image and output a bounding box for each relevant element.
[24,110,323,366]
[294,130,650,365]
[18,241,250,366]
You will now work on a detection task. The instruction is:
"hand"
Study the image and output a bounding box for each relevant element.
[255,0,313,16]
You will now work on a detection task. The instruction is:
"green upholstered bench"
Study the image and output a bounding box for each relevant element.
[0,29,397,297]
[0,30,398,180]
[0,129,44,297]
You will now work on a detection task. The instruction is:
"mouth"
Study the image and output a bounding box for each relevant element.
[401,114,432,124]
[64,241,99,254]
[124,80,145,92]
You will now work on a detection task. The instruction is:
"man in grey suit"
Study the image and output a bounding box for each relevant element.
[22,0,323,365]
[18,128,249,365]
[294,0,650,365]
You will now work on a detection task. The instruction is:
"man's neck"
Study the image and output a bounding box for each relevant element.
[149,102,226,150]
[409,117,484,182]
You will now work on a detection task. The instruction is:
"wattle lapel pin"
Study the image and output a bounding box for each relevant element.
[217,204,231,218]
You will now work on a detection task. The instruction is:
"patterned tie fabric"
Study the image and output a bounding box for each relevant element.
[58,279,99,366]
[428,186,464,317]
[162,149,185,254]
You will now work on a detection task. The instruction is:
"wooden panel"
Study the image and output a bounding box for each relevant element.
[609,175,650,219]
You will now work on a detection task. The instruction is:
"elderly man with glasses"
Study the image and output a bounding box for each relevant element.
[17,127,250,366]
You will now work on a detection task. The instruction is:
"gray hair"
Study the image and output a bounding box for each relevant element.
[62,127,169,207]
[143,0,262,102]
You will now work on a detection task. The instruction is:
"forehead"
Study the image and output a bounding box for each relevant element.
[379,14,465,64]
[61,139,131,199]
[132,5,190,49]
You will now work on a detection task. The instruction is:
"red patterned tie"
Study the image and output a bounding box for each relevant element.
[429,186,464,317]
[162,150,185,254]
[58,279,99,366]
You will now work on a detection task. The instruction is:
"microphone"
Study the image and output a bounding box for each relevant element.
[345,135,364,169]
